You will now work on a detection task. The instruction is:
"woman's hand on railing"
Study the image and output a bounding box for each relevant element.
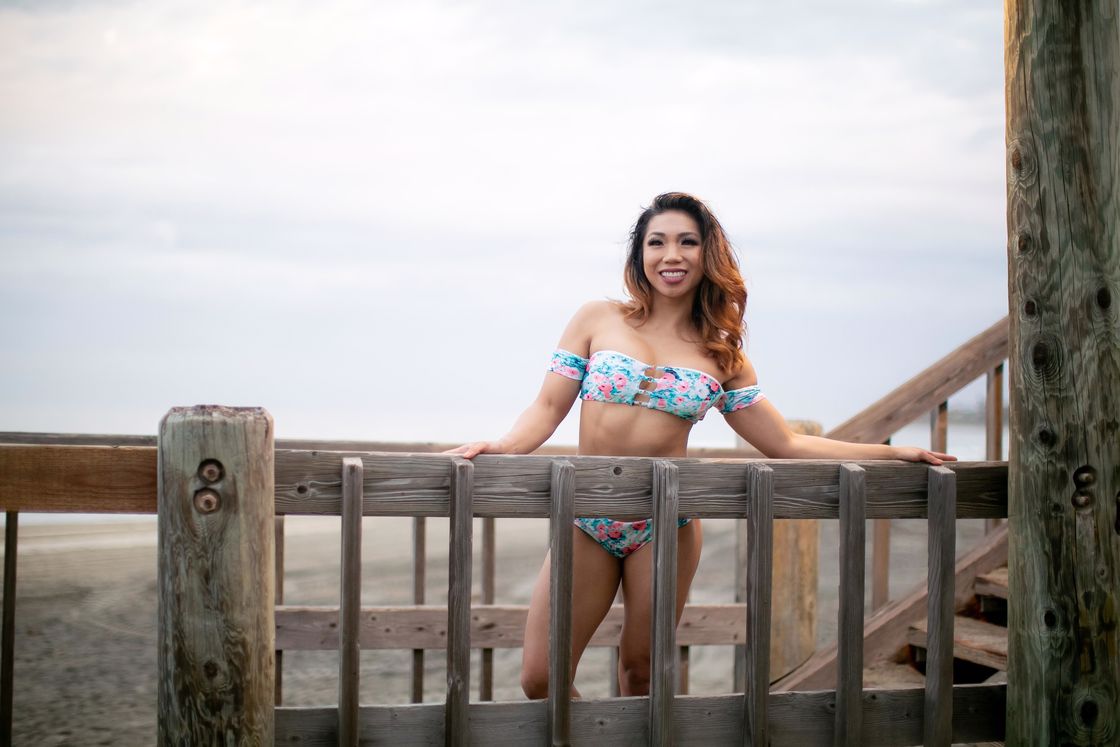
[890,447,957,465]
[443,440,509,460]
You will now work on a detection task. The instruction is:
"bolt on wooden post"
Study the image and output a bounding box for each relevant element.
[157,406,275,745]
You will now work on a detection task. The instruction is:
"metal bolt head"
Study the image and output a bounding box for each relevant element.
[194,488,221,514]
[198,459,224,483]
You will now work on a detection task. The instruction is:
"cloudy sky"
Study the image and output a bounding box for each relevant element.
[0,0,1009,450]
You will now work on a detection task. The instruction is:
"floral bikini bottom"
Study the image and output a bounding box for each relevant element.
[574,517,693,559]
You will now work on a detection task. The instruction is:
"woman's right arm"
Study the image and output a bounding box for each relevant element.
[445,301,605,459]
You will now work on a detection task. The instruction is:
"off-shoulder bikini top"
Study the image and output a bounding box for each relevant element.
[548,349,765,423]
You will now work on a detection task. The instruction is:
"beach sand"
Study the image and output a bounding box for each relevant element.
[3,516,986,745]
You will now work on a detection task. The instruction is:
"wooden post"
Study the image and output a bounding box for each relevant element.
[985,364,1005,533]
[157,406,274,745]
[274,516,285,705]
[871,440,892,611]
[925,466,956,746]
[480,517,495,701]
[1006,2,1120,742]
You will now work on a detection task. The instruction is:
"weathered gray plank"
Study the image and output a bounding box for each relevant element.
[650,460,679,746]
[412,515,426,703]
[274,684,1006,746]
[339,457,363,747]
[871,518,891,610]
[445,458,473,746]
[548,460,575,746]
[275,602,749,651]
[836,464,865,746]
[984,364,1004,533]
[744,463,773,745]
[925,465,956,746]
[908,615,1008,672]
[930,402,948,454]
[0,445,1008,520]
[157,406,275,744]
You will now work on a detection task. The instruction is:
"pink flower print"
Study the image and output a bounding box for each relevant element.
[657,398,667,409]
[631,520,647,532]
[622,542,638,556]
[598,383,612,396]
[709,379,720,392]
[561,366,578,378]
[607,522,623,539]
[674,396,684,405]
[676,382,689,394]
[596,526,608,539]
[613,373,627,388]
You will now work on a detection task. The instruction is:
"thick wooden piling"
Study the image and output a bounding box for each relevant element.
[157,406,275,745]
[1005,2,1120,743]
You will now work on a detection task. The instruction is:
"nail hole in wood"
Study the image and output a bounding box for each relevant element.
[1097,287,1112,310]
[1043,609,1057,628]
[198,459,224,483]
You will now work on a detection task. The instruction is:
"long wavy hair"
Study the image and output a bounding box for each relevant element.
[620,192,747,375]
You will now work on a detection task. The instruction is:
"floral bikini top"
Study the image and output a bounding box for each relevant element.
[549,349,765,423]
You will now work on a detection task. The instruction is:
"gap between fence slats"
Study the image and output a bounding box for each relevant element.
[744,463,773,745]
[412,516,426,703]
[930,402,948,454]
[985,363,1004,533]
[274,515,285,706]
[273,684,1006,746]
[925,466,956,746]
[481,516,496,701]
[650,460,679,746]
[339,457,363,747]
[548,460,575,747]
[445,458,473,747]
[836,464,865,746]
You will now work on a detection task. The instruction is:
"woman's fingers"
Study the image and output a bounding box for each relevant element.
[442,442,493,459]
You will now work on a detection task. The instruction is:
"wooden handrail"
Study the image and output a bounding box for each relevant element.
[825,316,1009,444]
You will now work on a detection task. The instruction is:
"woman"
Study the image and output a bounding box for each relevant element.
[448,192,953,698]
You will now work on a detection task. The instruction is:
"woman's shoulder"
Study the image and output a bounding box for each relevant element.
[569,299,627,327]
[721,354,759,390]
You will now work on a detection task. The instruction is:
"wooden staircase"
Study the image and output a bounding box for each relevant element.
[907,566,1009,677]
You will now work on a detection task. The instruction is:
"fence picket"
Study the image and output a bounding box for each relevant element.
[445,458,474,747]
[412,516,426,703]
[836,464,866,745]
[925,465,956,746]
[338,457,363,747]
[650,460,680,746]
[744,463,774,746]
[547,460,575,746]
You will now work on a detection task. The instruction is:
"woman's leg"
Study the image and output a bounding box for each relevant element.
[521,526,622,699]
[616,519,703,696]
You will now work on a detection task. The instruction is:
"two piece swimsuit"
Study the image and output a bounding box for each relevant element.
[548,348,765,558]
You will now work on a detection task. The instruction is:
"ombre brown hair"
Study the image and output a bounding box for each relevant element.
[620,192,747,374]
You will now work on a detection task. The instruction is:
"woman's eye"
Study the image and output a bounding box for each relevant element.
[647,239,663,247]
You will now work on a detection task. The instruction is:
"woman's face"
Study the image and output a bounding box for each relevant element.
[642,210,703,299]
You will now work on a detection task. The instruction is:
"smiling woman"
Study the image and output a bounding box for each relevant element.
[446,191,953,699]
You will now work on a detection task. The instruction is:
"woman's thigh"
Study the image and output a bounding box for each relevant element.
[617,519,703,664]
[522,526,623,674]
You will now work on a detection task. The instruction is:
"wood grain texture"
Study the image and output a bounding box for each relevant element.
[871,518,891,611]
[973,568,1008,600]
[274,516,285,705]
[836,464,866,746]
[273,684,1006,746]
[985,365,1005,533]
[1006,2,1120,744]
[275,602,752,652]
[156,406,275,745]
[825,317,1008,445]
[548,460,575,746]
[908,616,1008,672]
[930,402,948,455]
[925,466,956,746]
[650,460,679,746]
[774,523,1008,693]
[445,458,473,747]
[0,446,1007,520]
[339,457,363,747]
[744,464,774,745]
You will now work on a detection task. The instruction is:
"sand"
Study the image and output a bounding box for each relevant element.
[3,516,986,745]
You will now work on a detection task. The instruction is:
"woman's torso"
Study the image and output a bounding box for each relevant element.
[576,304,732,458]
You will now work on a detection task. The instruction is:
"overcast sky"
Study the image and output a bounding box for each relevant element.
[0,0,1009,450]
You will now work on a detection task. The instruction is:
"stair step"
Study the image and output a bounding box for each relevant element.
[974,567,1008,599]
[907,615,1008,671]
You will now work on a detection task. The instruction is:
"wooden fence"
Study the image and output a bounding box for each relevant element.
[152,407,1006,745]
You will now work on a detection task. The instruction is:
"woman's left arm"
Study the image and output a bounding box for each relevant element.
[721,361,955,465]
